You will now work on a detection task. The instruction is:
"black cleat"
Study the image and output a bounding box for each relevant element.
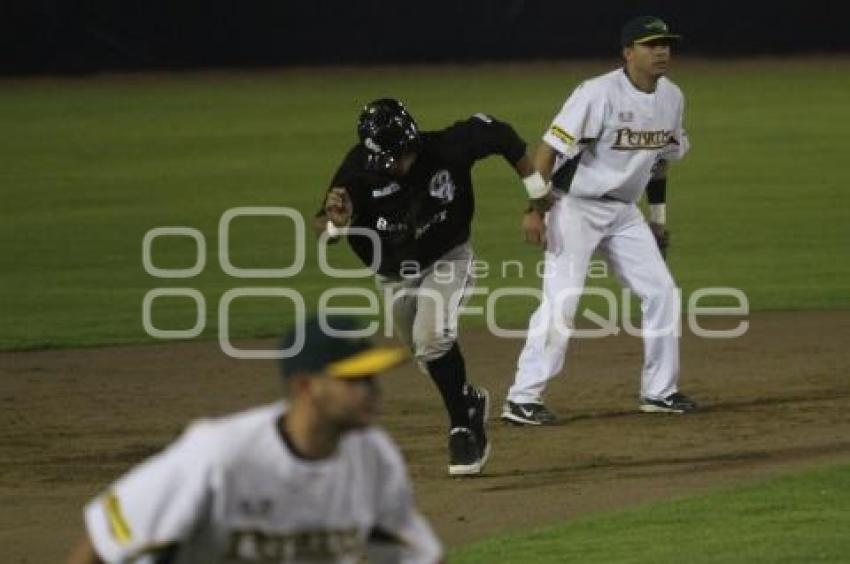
[501,401,558,426]
[448,427,488,476]
[640,392,697,414]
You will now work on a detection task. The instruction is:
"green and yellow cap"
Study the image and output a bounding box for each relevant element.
[621,16,682,47]
[280,314,407,379]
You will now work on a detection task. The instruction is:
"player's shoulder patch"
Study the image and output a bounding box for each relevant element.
[548,124,576,145]
[102,490,133,544]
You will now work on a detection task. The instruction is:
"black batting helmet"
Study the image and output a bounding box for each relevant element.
[357,98,421,172]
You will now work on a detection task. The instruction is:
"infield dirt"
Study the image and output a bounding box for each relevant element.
[2,311,849,562]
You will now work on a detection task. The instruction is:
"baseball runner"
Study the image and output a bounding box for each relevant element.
[67,315,442,564]
[316,99,553,475]
[502,16,697,426]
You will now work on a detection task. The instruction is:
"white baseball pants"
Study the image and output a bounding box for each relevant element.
[507,194,681,404]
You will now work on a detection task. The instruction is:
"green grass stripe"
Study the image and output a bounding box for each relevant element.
[451,463,850,563]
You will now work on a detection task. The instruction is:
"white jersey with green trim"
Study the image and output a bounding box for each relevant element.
[84,402,441,563]
[542,68,689,202]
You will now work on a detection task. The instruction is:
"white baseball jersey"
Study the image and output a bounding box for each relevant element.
[84,402,441,563]
[543,68,689,202]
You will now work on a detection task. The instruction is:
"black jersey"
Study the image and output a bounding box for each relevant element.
[327,114,526,277]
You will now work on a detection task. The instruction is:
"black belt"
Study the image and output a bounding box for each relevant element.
[599,194,630,203]
[556,184,631,204]
[568,193,630,204]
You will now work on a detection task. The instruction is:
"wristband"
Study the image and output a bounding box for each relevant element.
[326,220,347,238]
[649,204,666,225]
[523,171,549,199]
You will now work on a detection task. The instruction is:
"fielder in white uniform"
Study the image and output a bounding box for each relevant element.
[502,16,698,426]
[67,315,442,564]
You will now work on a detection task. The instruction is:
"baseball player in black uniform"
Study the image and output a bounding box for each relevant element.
[315,98,554,476]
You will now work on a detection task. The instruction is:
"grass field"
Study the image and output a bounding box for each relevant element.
[452,463,850,563]
[2,58,849,350]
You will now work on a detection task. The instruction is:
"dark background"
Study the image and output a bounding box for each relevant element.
[2,0,847,75]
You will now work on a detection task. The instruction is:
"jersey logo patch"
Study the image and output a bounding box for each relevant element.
[612,127,674,151]
[429,170,456,203]
[618,111,635,122]
[549,125,576,145]
[372,182,401,198]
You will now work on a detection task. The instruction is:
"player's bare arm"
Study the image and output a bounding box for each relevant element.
[516,153,557,215]
[533,142,558,183]
[514,153,535,180]
[521,142,559,249]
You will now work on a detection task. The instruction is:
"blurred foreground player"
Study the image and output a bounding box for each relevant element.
[67,315,442,564]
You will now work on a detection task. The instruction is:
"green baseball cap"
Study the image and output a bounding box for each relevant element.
[621,16,682,46]
[280,314,407,379]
